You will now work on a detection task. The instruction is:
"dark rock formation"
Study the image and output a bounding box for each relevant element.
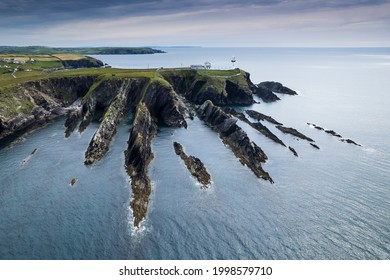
[250,122,286,147]
[84,80,134,164]
[340,139,361,146]
[222,107,285,147]
[245,109,283,125]
[124,102,157,228]
[173,142,211,188]
[289,146,298,157]
[64,109,81,138]
[122,81,188,227]
[310,143,320,149]
[254,85,280,103]
[307,123,343,138]
[197,100,273,183]
[259,81,297,95]
[70,178,77,186]
[276,125,314,142]
[325,130,342,138]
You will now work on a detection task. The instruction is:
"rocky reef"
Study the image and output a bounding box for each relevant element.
[307,123,361,146]
[173,142,211,188]
[197,100,273,183]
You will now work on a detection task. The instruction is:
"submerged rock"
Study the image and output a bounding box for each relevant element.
[70,178,77,186]
[173,142,211,188]
[197,100,273,183]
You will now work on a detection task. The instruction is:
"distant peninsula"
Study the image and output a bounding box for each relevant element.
[0,46,165,55]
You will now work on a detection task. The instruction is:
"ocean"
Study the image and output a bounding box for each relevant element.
[0,47,389,259]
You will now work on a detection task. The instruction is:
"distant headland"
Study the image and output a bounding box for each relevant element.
[0,46,165,55]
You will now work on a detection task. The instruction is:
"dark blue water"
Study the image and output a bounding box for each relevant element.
[1,48,389,259]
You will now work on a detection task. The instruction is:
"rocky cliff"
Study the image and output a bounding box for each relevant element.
[0,68,300,227]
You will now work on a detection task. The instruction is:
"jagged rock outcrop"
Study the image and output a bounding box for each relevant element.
[124,102,157,228]
[222,107,285,147]
[259,81,297,95]
[254,81,297,102]
[121,81,188,227]
[84,79,134,164]
[173,142,211,188]
[197,100,273,183]
[254,85,280,103]
[245,109,283,125]
[276,125,314,142]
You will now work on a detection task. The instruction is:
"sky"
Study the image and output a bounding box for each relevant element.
[1,0,390,47]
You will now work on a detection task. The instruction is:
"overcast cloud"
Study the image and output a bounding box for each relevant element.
[1,0,389,47]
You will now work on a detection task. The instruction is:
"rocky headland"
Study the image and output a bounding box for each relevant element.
[2,67,361,227]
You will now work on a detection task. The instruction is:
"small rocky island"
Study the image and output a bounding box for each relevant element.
[0,66,361,228]
[173,142,211,188]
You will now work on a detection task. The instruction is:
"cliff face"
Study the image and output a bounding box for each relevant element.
[161,69,254,106]
[0,76,96,139]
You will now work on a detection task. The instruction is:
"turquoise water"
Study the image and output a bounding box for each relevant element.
[0,48,389,259]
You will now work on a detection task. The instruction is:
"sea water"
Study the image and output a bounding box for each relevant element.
[0,48,389,259]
